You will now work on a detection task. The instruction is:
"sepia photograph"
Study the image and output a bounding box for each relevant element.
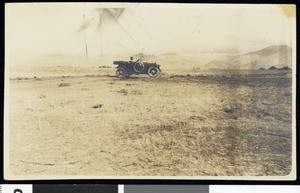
[4,3,296,180]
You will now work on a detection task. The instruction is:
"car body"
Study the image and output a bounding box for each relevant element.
[113,59,162,78]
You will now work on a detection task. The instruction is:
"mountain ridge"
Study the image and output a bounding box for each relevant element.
[205,45,292,69]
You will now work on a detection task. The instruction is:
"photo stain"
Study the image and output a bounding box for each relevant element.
[279,5,296,18]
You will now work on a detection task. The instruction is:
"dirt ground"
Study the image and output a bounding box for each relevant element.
[8,69,293,177]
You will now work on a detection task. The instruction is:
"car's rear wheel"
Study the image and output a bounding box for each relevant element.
[148,66,160,78]
[116,67,126,78]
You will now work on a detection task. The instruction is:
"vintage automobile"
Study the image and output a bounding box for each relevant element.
[113,57,162,78]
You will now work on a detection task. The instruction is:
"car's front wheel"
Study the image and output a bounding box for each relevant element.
[148,66,160,78]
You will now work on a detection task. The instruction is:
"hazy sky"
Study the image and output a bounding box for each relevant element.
[5,3,295,58]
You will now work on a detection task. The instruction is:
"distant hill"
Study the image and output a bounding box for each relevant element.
[24,54,118,67]
[132,53,156,61]
[11,45,292,71]
[131,53,201,69]
[204,45,292,69]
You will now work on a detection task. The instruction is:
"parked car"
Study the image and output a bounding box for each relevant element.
[113,57,162,78]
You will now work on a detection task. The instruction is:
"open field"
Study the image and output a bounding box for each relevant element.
[8,69,292,177]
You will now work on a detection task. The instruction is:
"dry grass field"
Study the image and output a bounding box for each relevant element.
[8,68,292,177]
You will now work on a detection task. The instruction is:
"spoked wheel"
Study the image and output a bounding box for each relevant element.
[116,67,126,78]
[134,62,144,73]
[148,66,160,78]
